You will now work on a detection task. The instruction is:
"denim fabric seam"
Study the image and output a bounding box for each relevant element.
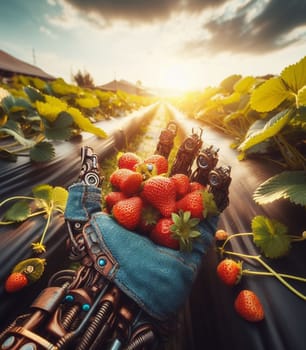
[90,219,119,280]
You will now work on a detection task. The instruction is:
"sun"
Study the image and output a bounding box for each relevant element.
[158,63,196,93]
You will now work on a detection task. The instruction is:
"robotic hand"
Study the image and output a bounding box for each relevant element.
[65,183,218,322]
[0,147,220,350]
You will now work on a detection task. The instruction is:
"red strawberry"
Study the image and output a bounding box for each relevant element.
[5,272,28,293]
[137,205,160,236]
[144,155,168,175]
[189,181,205,192]
[171,173,190,199]
[112,196,143,230]
[142,176,176,217]
[176,190,206,219]
[150,217,179,250]
[234,290,265,322]
[118,152,141,171]
[104,191,128,211]
[110,168,143,196]
[216,259,242,286]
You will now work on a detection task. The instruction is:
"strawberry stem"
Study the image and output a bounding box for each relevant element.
[242,269,306,283]
[219,248,306,301]
[39,203,53,246]
[0,195,35,207]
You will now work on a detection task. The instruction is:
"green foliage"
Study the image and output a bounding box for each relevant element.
[29,141,56,162]
[0,75,154,162]
[171,210,201,252]
[250,77,291,113]
[251,215,291,258]
[3,200,31,222]
[238,109,292,152]
[253,171,306,206]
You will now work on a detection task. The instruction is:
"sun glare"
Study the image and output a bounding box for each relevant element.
[158,64,196,93]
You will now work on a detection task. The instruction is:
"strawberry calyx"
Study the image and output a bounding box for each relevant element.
[135,162,158,180]
[170,210,201,252]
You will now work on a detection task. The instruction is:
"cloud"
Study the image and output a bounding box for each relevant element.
[39,26,57,39]
[63,0,227,24]
[179,0,306,56]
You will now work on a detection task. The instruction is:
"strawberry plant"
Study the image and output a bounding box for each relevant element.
[0,184,68,291]
[215,216,306,301]
[0,75,156,162]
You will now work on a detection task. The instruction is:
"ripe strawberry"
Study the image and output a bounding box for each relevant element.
[142,176,176,217]
[171,173,190,199]
[5,272,28,293]
[150,217,179,250]
[110,168,143,196]
[217,259,242,286]
[104,191,128,211]
[234,290,265,322]
[176,190,206,219]
[144,155,168,175]
[137,205,160,236]
[118,152,141,171]
[189,181,205,192]
[112,196,143,230]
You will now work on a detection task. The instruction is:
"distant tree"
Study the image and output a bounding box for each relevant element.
[73,69,95,88]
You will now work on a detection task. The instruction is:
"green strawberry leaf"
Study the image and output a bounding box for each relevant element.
[32,184,53,203]
[238,109,291,152]
[75,95,100,109]
[36,95,67,122]
[253,171,306,206]
[52,186,68,212]
[3,200,31,222]
[280,55,306,93]
[67,106,107,138]
[251,215,291,258]
[29,141,55,162]
[44,112,73,140]
[250,77,290,112]
[297,86,306,107]
[24,85,45,103]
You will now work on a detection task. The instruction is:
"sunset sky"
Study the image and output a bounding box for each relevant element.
[0,0,305,92]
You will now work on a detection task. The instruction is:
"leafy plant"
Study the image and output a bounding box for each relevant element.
[238,56,306,169]
[216,216,306,301]
[0,184,68,254]
[0,75,156,162]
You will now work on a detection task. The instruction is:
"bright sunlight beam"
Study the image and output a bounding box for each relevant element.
[158,63,197,93]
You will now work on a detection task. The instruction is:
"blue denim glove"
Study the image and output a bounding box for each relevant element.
[65,183,218,321]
